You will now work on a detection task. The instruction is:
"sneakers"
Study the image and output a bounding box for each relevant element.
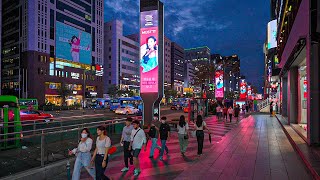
[121,167,129,172]
[134,169,141,176]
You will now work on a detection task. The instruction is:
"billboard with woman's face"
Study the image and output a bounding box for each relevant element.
[56,22,92,64]
[215,70,224,98]
[140,10,159,93]
[240,80,247,99]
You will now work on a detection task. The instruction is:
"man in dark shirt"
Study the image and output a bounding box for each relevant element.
[234,105,241,122]
[159,116,170,161]
[148,119,161,158]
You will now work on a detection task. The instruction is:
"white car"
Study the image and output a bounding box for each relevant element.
[115,106,139,115]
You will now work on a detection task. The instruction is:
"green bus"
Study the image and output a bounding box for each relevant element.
[18,99,38,110]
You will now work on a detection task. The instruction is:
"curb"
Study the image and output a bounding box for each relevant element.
[275,115,320,180]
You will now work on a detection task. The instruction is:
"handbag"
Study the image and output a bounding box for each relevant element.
[108,146,117,155]
[184,124,189,139]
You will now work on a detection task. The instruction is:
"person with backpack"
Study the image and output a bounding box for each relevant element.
[91,126,111,180]
[228,106,234,122]
[69,128,95,180]
[195,115,210,156]
[177,115,189,156]
[119,118,134,172]
[148,118,161,158]
[159,116,170,161]
[129,120,147,176]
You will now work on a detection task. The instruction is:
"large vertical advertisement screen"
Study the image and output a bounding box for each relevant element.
[267,19,277,49]
[240,80,247,99]
[140,10,159,93]
[247,85,252,100]
[215,70,224,98]
[56,22,92,64]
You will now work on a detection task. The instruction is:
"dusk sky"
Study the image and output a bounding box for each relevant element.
[104,0,270,93]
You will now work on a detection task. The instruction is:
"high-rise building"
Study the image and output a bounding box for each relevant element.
[185,46,211,65]
[1,0,104,105]
[164,36,172,89]
[184,62,195,88]
[171,42,185,93]
[223,55,240,95]
[104,20,140,94]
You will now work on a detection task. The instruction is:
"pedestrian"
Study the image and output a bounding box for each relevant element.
[69,128,95,180]
[276,103,279,114]
[228,106,234,122]
[129,120,147,176]
[159,116,170,161]
[216,105,221,121]
[119,117,134,172]
[223,106,228,121]
[177,115,189,156]
[245,104,249,113]
[148,118,161,158]
[242,105,246,114]
[234,105,240,122]
[270,102,273,117]
[91,126,111,180]
[195,115,210,156]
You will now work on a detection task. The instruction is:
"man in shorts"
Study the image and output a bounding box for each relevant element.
[129,120,147,176]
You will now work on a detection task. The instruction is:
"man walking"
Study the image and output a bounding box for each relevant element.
[129,120,147,176]
[120,117,134,172]
[159,116,170,161]
[148,118,161,158]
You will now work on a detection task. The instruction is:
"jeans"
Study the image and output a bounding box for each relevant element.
[72,152,95,180]
[159,140,168,157]
[95,154,110,180]
[123,141,133,168]
[223,113,227,120]
[150,138,161,157]
[196,130,204,155]
[178,133,188,153]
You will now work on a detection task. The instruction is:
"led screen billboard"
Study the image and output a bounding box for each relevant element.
[56,22,92,64]
[215,70,224,98]
[267,20,277,49]
[240,80,247,99]
[247,85,252,100]
[140,10,159,93]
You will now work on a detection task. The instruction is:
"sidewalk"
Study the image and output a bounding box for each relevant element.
[176,115,312,180]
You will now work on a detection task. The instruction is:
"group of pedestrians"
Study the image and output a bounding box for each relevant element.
[217,105,241,122]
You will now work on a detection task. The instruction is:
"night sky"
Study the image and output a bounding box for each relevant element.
[104,0,270,93]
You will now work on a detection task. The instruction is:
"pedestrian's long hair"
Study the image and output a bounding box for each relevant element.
[80,128,92,139]
[196,115,203,128]
[179,115,186,128]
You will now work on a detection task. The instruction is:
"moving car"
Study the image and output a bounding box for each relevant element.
[20,110,54,122]
[171,104,182,110]
[115,106,139,115]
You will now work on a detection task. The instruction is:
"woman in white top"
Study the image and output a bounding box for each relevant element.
[91,126,111,180]
[177,115,189,156]
[228,106,234,123]
[68,128,95,180]
[194,115,211,156]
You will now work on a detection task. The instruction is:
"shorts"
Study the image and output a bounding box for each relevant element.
[132,149,141,158]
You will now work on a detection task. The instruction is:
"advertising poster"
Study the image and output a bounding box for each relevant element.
[247,86,252,100]
[215,70,224,98]
[267,19,277,49]
[56,22,92,64]
[240,80,247,99]
[140,10,159,93]
[303,79,307,99]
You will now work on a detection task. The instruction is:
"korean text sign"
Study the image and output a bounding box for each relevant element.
[215,70,224,98]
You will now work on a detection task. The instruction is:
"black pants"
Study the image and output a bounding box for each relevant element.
[123,141,133,168]
[196,130,204,155]
[229,114,232,122]
[95,154,110,180]
[223,113,227,120]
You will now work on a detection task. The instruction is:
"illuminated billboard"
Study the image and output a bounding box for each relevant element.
[140,10,159,93]
[240,80,247,99]
[56,22,92,64]
[215,70,224,98]
[247,85,252,100]
[267,20,277,49]
[303,79,307,99]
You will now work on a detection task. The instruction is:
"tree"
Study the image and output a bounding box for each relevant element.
[164,89,178,98]
[57,85,72,106]
[107,84,119,98]
[185,93,193,98]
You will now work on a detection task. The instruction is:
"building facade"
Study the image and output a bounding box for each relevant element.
[164,36,172,89]
[1,0,104,106]
[224,55,240,97]
[184,62,195,89]
[185,46,211,65]
[103,20,139,93]
[275,0,320,144]
[171,42,185,93]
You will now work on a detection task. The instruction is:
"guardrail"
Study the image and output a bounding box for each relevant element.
[0,116,142,178]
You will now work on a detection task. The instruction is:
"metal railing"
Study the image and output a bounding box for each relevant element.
[0,116,136,178]
[257,93,278,111]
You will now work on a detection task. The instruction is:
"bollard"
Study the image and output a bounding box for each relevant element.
[66,159,71,180]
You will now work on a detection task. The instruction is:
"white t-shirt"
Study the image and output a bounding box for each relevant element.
[72,138,93,154]
[177,123,189,134]
[228,108,234,114]
[195,121,207,130]
[216,107,221,113]
[96,136,111,155]
[131,128,146,150]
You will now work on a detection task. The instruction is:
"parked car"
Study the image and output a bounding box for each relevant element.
[115,106,139,115]
[171,104,182,110]
[20,110,54,122]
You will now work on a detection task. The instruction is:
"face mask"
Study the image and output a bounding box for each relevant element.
[161,120,165,124]
[81,133,87,138]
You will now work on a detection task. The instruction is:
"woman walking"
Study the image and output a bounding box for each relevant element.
[195,115,210,156]
[91,126,111,180]
[177,115,189,156]
[228,106,234,122]
[69,128,95,180]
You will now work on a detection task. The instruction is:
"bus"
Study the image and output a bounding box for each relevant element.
[18,99,38,110]
[110,96,142,111]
